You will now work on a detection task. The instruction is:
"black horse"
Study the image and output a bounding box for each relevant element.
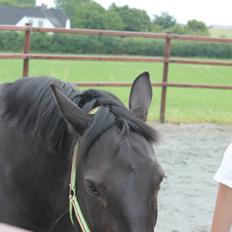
[0,72,164,232]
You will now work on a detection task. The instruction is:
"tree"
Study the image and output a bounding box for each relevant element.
[153,12,176,29]
[109,4,151,31]
[0,0,16,5]
[55,0,92,19]
[0,0,35,7]
[169,24,187,34]
[56,0,124,29]
[187,19,209,35]
[104,8,125,30]
[72,2,106,29]
[17,0,35,6]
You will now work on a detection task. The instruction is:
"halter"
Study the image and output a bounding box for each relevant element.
[69,106,101,232]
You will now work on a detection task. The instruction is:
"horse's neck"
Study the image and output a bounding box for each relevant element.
[2,123,73,207]
[0,122,74,230]
[30,136,74,203]
[0,83,9,115]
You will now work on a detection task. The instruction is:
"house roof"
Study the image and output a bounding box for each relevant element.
[0,5,68,27]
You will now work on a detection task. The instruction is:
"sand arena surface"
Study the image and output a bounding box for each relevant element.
[152,123,232,232]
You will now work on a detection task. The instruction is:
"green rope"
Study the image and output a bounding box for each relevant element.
[69,144,91,232]
[69,106,101,232]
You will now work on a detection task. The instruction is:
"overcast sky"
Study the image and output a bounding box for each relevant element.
[37,0,232,26]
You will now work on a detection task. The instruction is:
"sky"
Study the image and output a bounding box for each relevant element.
[36,0,232,26]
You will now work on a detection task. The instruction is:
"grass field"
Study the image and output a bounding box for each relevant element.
[0,59,232,123]
[209,27,232,38]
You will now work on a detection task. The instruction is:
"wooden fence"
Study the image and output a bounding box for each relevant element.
[0,23,232,122]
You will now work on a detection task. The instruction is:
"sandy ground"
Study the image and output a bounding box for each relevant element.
[0,224,29,231]
[151,123,232,232]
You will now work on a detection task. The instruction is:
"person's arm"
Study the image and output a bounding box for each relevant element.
[211,183,232,232]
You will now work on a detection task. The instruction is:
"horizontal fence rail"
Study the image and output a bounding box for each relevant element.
[1,54,232,66]
[0,24,232,122]
[1,25,232,43]
[76,82,232,90]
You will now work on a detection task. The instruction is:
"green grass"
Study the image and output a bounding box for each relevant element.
[0,59,232,123]
[209,27,232,38]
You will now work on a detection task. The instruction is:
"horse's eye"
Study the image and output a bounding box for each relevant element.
[86,181,99,196]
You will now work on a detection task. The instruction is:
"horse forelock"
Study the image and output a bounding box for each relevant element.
[78,89,159,159]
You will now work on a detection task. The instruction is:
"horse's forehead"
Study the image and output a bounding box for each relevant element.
[85,129,164,190]
[89,129,157,171]
[94,128,151,153]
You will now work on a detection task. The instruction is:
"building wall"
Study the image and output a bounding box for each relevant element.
[16,17,55,28]
[65,19,71,29]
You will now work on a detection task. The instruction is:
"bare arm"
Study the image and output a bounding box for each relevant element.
[211,183,232,232]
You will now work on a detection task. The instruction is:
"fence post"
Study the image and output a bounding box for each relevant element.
[23,23,31,77]
[160,34,172,123]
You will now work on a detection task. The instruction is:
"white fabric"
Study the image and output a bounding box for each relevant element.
[214,143,232,188]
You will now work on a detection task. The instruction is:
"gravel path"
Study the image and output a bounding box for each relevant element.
[151,123,232,232]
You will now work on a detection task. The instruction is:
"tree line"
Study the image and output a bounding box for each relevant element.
[1,0,230,59]
[55,0,209,35]
[0,0,209,35]
[0,0,35,7]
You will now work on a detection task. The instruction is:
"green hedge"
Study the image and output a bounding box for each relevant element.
[0,31,24,51]
[1,31,232,59]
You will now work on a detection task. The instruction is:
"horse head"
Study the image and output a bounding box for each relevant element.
[51,72,164,232]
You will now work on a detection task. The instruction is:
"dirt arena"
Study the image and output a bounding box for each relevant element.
[152,123,232,232]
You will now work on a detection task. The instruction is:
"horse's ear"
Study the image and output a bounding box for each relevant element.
[129,72,152,121]
[50,84,91,134]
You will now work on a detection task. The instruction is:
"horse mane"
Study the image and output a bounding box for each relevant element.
[2,77,158,152]
[2,77,81,150]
